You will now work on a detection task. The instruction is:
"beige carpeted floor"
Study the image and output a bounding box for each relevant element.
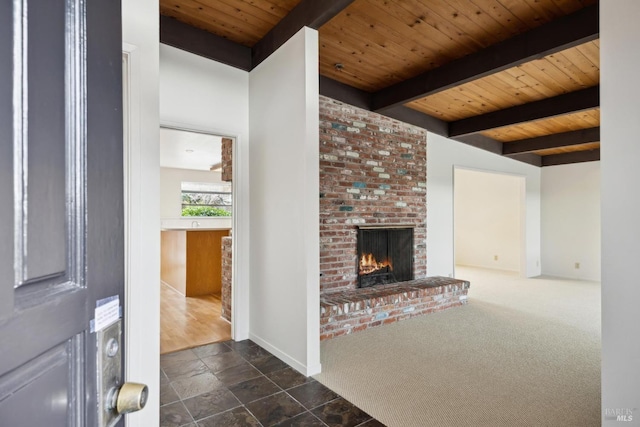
[315,267,601,427]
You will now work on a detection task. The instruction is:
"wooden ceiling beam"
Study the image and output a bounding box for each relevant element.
[252,0,355,68]
[451,134,503,155]
[319,76,449,136]
[503,127,600,156]
[160,15,252,71]
[319,76,372,111]
[161,1,355,71]
[541,149,600,166]
[449,86,600,138]
[508,153,543,167]
[383,106,449,137]
[371,4,599,113]
[160,7,600,168]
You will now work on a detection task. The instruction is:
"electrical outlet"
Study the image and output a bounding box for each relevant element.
[575,262,580,269]
[494,255,498,261]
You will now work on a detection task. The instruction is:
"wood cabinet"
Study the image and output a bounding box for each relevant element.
[161,229,230,297]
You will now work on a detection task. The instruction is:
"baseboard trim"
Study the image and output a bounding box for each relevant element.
[249,333,321,377]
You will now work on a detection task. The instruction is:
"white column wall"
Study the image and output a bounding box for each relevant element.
[159,44,251,340]
[427,133,541,279]
[541,162,601,281]
[601,1,640,422]
[122,1,160,425]
[248,28,321,376]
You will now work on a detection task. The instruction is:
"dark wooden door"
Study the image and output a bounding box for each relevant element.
[0,1,125,425]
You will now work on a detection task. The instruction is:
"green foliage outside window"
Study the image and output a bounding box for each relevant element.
[181,186,232,217]
[181,206,231,217]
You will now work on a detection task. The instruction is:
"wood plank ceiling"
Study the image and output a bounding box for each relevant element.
[159,0,600,167]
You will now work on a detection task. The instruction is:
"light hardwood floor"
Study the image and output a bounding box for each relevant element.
[160,282,231,354]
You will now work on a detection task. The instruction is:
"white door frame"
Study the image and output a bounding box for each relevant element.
[122,43,161,426]
[122,44,250,426]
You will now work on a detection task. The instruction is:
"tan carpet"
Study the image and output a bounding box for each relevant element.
[315,267,601,427]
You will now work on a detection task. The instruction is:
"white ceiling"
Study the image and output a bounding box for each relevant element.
[159,127,222,171]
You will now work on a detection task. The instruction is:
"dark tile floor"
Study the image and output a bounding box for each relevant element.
[160,340,386,427]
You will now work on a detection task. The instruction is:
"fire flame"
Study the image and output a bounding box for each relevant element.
[359,253,393,275]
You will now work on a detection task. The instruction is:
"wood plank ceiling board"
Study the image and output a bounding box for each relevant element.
[318,0,596,92]
[504,0,599,22]
[318,0,501,91]
[501,127,599,155]
[482,108,600,142]
[159,0,601,166]
[319,0,469,92]
[407,39,600,121]
[533,141,600,156]
[159,0,302,47]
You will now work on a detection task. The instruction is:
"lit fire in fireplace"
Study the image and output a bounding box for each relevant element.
[359,253,393,276]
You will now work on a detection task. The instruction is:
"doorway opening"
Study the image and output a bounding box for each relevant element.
[159,126,234,354]
[453,167,526,277]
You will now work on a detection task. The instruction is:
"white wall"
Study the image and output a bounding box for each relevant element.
[248,28,321,376]
[160,167,223,218]
[160,44,251,340]
[160,44,249,135]
[427,132,541,279]
[455,169,524,272]
[541,162,601,281]
[601,1,640,422]
[122,1,160,425]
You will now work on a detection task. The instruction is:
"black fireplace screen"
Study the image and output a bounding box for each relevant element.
[357,227,414,288]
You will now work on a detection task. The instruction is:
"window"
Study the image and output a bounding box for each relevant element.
[181,181,232,217]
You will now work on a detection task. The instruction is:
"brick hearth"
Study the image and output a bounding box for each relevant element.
[320,277,470,340]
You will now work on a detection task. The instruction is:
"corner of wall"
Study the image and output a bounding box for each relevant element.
[248,27,320,376]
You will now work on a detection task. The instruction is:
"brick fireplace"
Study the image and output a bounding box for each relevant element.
[319,96,427,293]
[319,97,469,340]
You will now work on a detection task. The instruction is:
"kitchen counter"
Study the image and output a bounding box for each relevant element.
[161,228,230,297]
[161,217,232,230]
[161,228,229,231]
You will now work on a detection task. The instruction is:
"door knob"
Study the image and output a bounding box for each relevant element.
[97,321,149,426]
[108,382,149,414]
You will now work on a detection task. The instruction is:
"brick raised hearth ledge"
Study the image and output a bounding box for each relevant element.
[320,277,470,340]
